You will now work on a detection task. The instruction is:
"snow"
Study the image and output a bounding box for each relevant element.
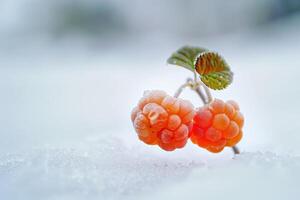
[1,15,300,200]
[1,138,300,200]
[0,138,202,199]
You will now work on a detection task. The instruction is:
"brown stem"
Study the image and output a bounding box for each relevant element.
[232,146,240,155]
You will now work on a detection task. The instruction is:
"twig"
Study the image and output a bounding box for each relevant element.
[199,81,213,103]
[173,82,190,98]
[232,146,240,155]
[194,86,207,104]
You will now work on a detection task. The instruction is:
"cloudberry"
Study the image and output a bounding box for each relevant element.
[131,90,195,151]
[190,99,244,153]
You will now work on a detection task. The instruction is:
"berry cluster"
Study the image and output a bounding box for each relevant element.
[131,91,244,153]
[131,90,195,151]
[131,46,245,154]
[190,99,244,153]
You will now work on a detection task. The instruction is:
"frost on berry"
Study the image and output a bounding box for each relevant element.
[131,90,195,151]
[191,99,244,153]
[167,115,181,131]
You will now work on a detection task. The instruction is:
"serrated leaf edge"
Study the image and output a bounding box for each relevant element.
[195,51,233,90]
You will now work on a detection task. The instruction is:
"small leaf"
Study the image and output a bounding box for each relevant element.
[167,46,207,72]
[195,52,233,90]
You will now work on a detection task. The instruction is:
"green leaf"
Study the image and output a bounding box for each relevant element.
[195,52,233,90]
[167,46,207,72]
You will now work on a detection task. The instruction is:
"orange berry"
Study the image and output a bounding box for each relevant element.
[233,111,244,128]
[159,129,174,143]
[167,115,181,131]
[197,138,211,148]
[209,99,225,114]
[223,121,239,139]
[227,100,239,111]
[207,139,226,153]
[191,125,205,138]
[140,90,166,106]
[224,103,236,119]
[194,107,213,128]
[139,133,157,145]
[206,147,223,153]
[182,109,195,124]
[212,114,230,131]
[131,90,195,151]
[133,114,151,137]
[190,99,244,153]
[174,124,189,141]
[175,139,188,149]
[161,96,180,114]
[205,127,222,142]
[158,142,175,151]
[142,103,168,132]
[226,131,243,147]
[179,100,194,116]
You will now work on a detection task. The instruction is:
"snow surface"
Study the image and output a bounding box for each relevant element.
[1,138,300,200]
[1,16,300,200]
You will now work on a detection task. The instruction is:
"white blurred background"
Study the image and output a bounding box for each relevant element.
[1,0,300,199]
